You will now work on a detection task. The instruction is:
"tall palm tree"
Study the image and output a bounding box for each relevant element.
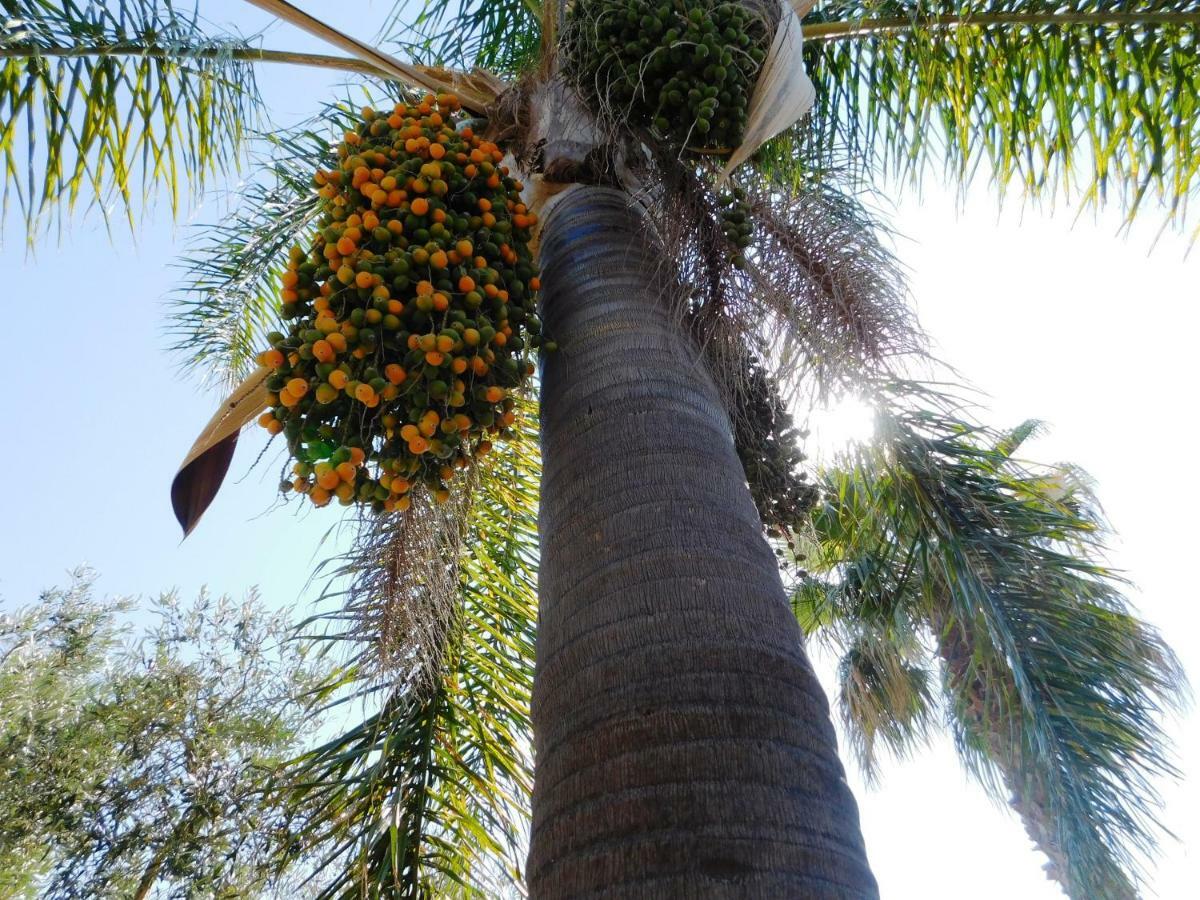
[796,383,1187,899]
[3,0,1195,896]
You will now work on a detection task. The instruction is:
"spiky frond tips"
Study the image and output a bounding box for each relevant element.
[1,0,263,236]
[278,408,540,898]
[796,1,1200,226]
[382,0,543,75]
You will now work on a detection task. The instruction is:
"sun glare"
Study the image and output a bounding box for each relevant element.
[804,396,877,461]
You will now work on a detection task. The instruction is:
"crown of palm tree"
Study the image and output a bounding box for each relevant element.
[2,1,1194,896]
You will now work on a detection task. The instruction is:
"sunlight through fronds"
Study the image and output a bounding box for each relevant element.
[782,1,1200,228]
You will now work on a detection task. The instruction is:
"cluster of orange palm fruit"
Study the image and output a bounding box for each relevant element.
[255,93,546,510]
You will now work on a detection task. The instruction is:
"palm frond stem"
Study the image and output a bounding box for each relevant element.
[242,0,492,111]
[0,43,386,76]
[805,10,1200,41]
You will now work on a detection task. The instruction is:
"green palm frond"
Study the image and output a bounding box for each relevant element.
[834,627,937,780]
[166,101,361,388]
[381,0,544,75]
[278,406,539,898]
[785,1,1200,227]
[1,0,263,237]
[801,382,1188,899]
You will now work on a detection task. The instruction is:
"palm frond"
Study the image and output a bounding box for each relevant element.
[165,100,362,389]
[1,0,263,237]
[381,0,543,75]
[648,159,922,406]
[781,0,1200,228]
[804,382,1188,898]
[277,404,539,898]
[835,627,937,781]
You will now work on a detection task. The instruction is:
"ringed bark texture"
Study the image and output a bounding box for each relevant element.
[529,186,878,898]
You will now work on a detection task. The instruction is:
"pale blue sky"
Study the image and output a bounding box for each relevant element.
[1,3,1196,896]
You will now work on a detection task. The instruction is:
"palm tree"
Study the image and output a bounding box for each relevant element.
[796,383,1187,899]
[3,0,1195,896]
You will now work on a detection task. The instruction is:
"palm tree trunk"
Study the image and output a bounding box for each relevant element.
[930,610,1132,899]
[529,186,877,897]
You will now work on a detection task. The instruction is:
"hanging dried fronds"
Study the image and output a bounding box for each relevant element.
[640,149,922,407]
[317,473,477,694]
[835,628,937,782]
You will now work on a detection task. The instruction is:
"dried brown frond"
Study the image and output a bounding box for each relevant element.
[643,153,924,409]
[322,468,480,697]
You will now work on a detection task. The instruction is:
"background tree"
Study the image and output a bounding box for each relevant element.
[793,384,1188,898]
[2,0,1197,897]
[0,571,326,899]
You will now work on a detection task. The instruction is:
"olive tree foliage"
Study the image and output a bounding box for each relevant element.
[0,571,327,899]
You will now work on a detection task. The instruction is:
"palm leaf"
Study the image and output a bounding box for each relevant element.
[1,0,263,236]
[801,382,1188,898]
[166,99,366,388]
[777,1,1200,228]
[277,403,540,898]
[381,0,544,75]
[834,627,937,780]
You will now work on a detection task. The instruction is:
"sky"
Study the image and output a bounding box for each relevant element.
[1,2,1198,896]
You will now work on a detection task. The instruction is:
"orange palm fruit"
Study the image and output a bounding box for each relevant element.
[260,348,285,368]
[312,340,335,363]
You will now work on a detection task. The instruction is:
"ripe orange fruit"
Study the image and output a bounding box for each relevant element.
[312,339,335,363]
[260,348,285,369]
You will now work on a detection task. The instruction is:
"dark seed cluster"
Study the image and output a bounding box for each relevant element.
[733,355,817,542]
[564,0,772,152]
